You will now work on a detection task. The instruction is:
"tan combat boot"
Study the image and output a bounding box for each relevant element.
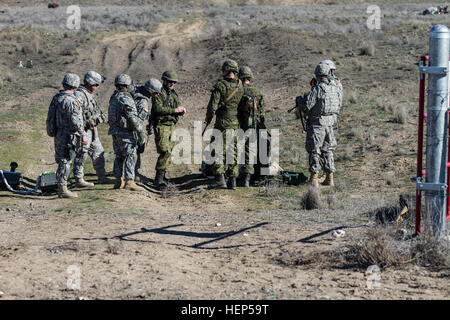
[75,177,94,188]
[309,173,319,187]
[322,172,334,187]
[113,177,125,189]
[97,174,116,185]
[58,184,78,198]
[124,179,145,191]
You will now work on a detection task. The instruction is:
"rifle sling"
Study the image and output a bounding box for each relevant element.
[218,79,242,110]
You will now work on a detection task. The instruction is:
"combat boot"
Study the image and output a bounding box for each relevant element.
[309,173,319,188]
[113,177,125,189]
[228,177,237,190]
[58,184,78,198]
[155,170,166,187]
[215,174,227,189]
[97,174,115,185]
[75,177,94,188]
[244,173,251,188]
[322,172,334,187]
[124,179,145,191]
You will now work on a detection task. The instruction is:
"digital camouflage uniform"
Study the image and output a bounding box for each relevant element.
[301,78,342,174]
[73,85,107,179]
[51,91,85,185]
[206,77,244,178]
[132,85,151,172]
[108,90,142,180]
[152,85,181,171]
[238,82,266,175]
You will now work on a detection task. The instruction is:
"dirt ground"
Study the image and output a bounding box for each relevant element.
[0,1,449,300]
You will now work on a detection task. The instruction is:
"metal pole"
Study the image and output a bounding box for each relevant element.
[416,56,426,235]
[425,25,450,237]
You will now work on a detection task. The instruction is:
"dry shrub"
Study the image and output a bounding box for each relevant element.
[393,105,408,124]
[60,45,75,56]
[411,233,450,271]
[348,126,363,142]
[344,227,407,269]
[346,91,357,104]
[359,44,375,56]
[301,186,322,210]
[336,145,353,162]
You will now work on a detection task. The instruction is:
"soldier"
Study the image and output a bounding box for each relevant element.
[131,80,150,179]
[237,66,266,187]
[73,71,114,187]
[47,73,86,198]
[298,63,342,187]
[132,78,163,179]
[152,70,186,187]
[108,74,146,191]
[205,59,244,190]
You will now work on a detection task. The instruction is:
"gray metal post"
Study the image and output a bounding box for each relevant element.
[425,25,449,237]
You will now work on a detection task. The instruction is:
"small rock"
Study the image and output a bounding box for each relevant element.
[216,223,222,227]
[243,233,249,237]
[332,229,345,238]
[236,21,241,26]
[0,291,4,297]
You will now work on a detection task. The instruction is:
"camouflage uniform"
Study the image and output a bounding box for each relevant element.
[206,77,244,178]
[132,85,151,172]
[152,85,181,172]
[73,85,107,179]
[52,91,85,185]
[238,82,266,176]
[301,78,342,175]
[108,90,142,181]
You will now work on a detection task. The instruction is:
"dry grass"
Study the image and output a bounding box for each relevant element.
[359,44,375,56]
[301,186,322,210]
[392,105,408,124]
[343,227,409,269]
[411,233,450,271]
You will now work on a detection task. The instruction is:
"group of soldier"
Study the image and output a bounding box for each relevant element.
[46,58,342,199]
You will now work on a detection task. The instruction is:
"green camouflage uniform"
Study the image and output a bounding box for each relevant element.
[206,77,244,178]
[238,83,266,175]
[152,85,181,171]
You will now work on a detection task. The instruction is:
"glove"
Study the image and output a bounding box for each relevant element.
[146,123,153,136]
[137,130,147,147]
[137,144,145,154]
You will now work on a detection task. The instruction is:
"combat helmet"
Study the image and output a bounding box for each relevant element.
[114,74,132,86]
[320,60,336,71]
[314,63,330,77]
[221,59,239,74]
[145,78,163,94]
[238,66,254,80]
[62,73,80,89]
[84,71,104,86]
[161,70,178,83]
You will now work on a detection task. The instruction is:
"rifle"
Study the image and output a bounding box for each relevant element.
[202,118,212,136]
[288,95,307,133]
